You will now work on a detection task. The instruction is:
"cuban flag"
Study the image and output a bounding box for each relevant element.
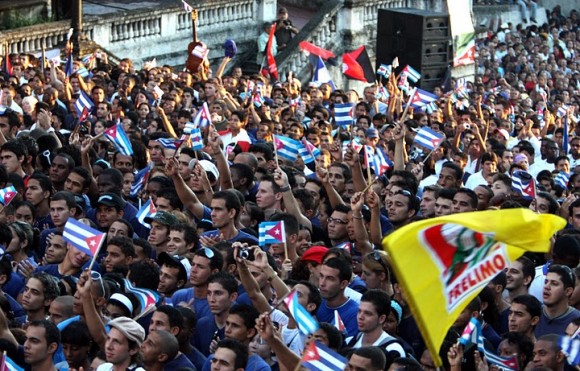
[342,139,363,156]
[335,241,352,253]
[408,87,438,109]
[560,335,580,366]
[537,107,544,124]
[555,172,570,190]
[283,290,319,335]
[557,105,569,118]
[63,218,105,257]
[130,164,152,198]
[0,185,17,206]
[193,102,212,129]
[289,96,301,107]
[334,103,355,127]
[455,78,467,92]
[312,56,336,90]
[459,317,480,346]
[424,102,438,114]
[302,341,347,371]
[300,138,321,164]
[253,93,264,108]
[274,135,301,162]
[372,147,393,176]
[183,121,196,135]
[64,51,74,77]
[74,91,94,122]
[376,85,389,101]
[190,127,204,150]
[397,73,409,93]
[402,65,421,83]
[376,64,391,78]
[258,221,286,247]
[459,317,517,370]
[413,127,444,151]
[104,123,133,156]
[334,310,346,333]
[512,170,536,200]
[0,352,24,371]
[124,279,159,318]
[156,138,185,150]
[137,199,157,228]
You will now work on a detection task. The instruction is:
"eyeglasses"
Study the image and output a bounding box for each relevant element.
[199,247,215,259]
[372,250,389,273]
[91,271,105,298]
[328,217,348,225]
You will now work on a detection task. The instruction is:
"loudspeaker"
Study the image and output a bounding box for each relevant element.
[376,8,451,91]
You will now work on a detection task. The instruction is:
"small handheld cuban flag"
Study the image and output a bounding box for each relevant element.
[334,103,355,127]
[190,127,204,151]
[274,135,301,162]
[124,278,159,318]
[377,64,391,78]
[130,164,152,198]
[413,127,444,151]
[74,91,94,122]
[554,172,570,190]
[104,123,133,156]
[512,170,536,200]
[137,199,157,228]
[156,138,185,150]
[334,310,346,333]
[299,138,321,165]
[408,88,438,109]
[302,341,347,371]
[401,65,421,83]
[183,121,196,135]
[0,185,17,206]
[559,335,580,366]
[258,221,286,247]
[193,102,212,129]
[63,218,105,257]
[557,105,569,118]
[283,290,319,335]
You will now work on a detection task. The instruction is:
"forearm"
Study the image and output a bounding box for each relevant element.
[323,182,346,209]
[370,208,383,247]
[269,335,301,371]
[215,150,234,190]
[83,297,107,349]
[282,190,312,231]
[238,264,272,313]
[352,215,373,254]
[351,160,366,192]
[394,138,405,171]
[172,174,205,219]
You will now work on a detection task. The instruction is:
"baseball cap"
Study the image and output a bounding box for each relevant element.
[366,127,379,139]
[157,252,191,282]
[493,128,510,141]
[144,210,178,226]
[278,7,288,13]
[108,317,145,345]
[199,160,219,180]
[301,246,329,264]
[96,193,125,210]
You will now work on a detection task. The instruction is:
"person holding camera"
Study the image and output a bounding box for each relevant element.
[275,7,299,51]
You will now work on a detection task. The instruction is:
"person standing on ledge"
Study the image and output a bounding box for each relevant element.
[275,7,299,51]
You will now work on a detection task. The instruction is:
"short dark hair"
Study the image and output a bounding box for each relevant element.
[216,338,248,370]
[268,212,299,236]
[441,162,463,187]
[208,272,238,295]
[456,188,478,209]
[351,346,387,371]
[61,320,91,346]
[213,190,242,219]
[128,261,159,290]
[156,188,183,210]
[155,305,184,330]
[28,319,60,347]
[361,289,391,318]
[194,247,224,271]
[69,167,91,190]
[548,264,576,289]
[29,272,60,302]
[108,236,136,258]
[228,304,260,331]
[322,257,352,283]
[29,172,53,193]
[51,191,77,209]
[511,294,542,319]
[1,139,28,164]
[515,256,535,286]
[170,223,199,250]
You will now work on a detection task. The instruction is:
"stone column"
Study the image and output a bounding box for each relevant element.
[257,0,277,24]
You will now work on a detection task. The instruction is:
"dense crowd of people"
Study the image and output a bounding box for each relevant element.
[0,3,578,371]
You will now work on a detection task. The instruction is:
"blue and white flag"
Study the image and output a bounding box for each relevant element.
[512,170,536,200]
[555,172,570,190]
[312,56,336,90]
[74,91,94,122]
[274,135,301,162]
[258,221,286,247]
[184,121,196,135]
[63,218,105,257]
[413,127,444,151]
[408,87,438,109]
[156,138,185,150]
[104,123,133,156]
[402,65,421,83]
[333,103,354,127]
[193,102,211,129]
[137,199,157,228]
[284,290,319,335]
[130,164,152,198]
[300,138,321,164]
[560,335,580,366]
[302,341,347,371]
[377,64,391,78]
[0,185,17,206]
[190,127,204,150]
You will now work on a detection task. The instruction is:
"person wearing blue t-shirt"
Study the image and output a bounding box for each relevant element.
[316,257,360,338]
[201,304,271,371]
[172,247,224,327]
[194,272,238,356]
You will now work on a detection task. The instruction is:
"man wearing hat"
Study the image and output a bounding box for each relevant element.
[275,7,298,50]
[95,192,125,232]
[145,210,179,255]
[365,126,379,148]
[157,252,191,304]
[98,316,146,371]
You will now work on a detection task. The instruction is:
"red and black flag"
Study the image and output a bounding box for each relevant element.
[342,46,375,83]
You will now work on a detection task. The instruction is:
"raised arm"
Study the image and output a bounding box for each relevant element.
[166,157,207,220]
[350,191,373,255]
[208,126,233,190]
[156,107,178,138]
[273,167,312,231]
[316,163,345,208]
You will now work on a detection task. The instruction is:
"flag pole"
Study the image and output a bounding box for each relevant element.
[283,242,288,262]
[87,233,106,272]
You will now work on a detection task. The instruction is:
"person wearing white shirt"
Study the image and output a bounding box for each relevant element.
[465,152,498,190]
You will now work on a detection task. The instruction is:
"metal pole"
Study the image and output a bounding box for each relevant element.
[71,0,82,58]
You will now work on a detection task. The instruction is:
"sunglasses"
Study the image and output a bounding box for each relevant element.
[91,271,105,297]
[372,250,389,273]
[199,247,215,259]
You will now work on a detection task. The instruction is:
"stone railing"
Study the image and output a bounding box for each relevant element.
[0,0,263,68]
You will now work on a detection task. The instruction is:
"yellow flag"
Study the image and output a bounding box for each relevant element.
[382,209,566,366]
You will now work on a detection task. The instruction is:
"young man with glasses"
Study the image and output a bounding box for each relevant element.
[326,204,351,247]
[172,247,224,321]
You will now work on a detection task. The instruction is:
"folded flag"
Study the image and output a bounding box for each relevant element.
[74,91,94,122]
[137,199,157,229]
[124,278,159,318]
[414,127,445,151]
[193,102,212,129]
[284,290,319,335]
[560,335,580,366]
[335,241,352,253]
[555,172,570,190]
[190,128,204,150]
[63,218,106,257]
[377,64,391,78]
[334,310,346,333]
[130,164,152,198]
[300,138,321,164]
[0,185,17,206]
[402,65,421,83]
[274,135,301,162]
[104,123,133,156]
[334,103,355,127]
[408,87,438,109]
[302,341,347,371]
[258,221,286,247]
[511,170,536,200]
[382,209,565,367]
[156,138,185,150]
